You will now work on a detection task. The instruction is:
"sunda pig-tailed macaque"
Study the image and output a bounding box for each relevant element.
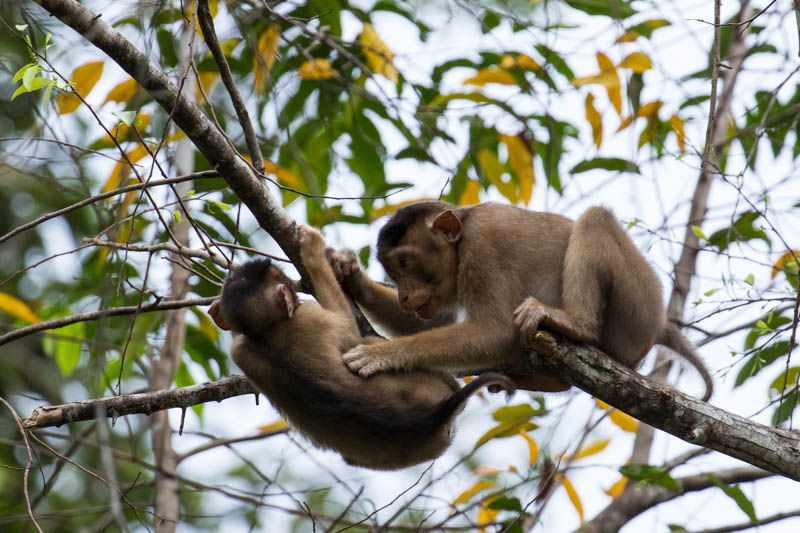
[208,225,514,470]
[332,201,713,401]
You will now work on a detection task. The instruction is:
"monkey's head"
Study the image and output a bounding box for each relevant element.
[209,259,299,339]
[377,201,462,319]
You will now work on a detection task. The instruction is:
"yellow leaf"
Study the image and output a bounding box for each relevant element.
[298,59,339,80]
[478,148,517,204]
[0,293,41,324]
[190,306,219,342]
[57,61,104,114]
[619,52,652,73]
[584,93,603,148]
[473,465,504,476]
[453,480,496,505]
[500,53,540,70]
[102,114,151,148]
[103,144,150,194]
[259,419,289,433]
[571,438,610,461]
[637,100,663,119]
[561,476,585,524]
[103,78,138,104]
[360,23,398,83]
[371,198,437,220]
[518,430,540,466]
[501,133,535,205]
[264,160,305,190]
[668,114,686,153]
[197,71,220,99]
[460,179,481,205]
[614,29,641,43]
[477,495,501,529]
[772,250,800,279]
[616,114,635,133]
[605,475,628,498]
[464,66,518,86]
[595,399,610,409]
[254,25,281,92]
[609,409,639,433]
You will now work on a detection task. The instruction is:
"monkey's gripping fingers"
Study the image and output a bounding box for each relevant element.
[297,225,327,261]
[514,297,548,348]
[342,345,393,378]
[327,248,366,298]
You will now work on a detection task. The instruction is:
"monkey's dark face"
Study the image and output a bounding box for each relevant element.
[380,227,459,320]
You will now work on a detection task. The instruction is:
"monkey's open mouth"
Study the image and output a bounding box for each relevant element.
[415,298,436,319]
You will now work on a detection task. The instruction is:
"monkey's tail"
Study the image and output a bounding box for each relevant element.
[432,372,515,427]
[658,323,713,401]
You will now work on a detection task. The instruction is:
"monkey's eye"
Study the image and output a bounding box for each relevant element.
[397,256,411,270]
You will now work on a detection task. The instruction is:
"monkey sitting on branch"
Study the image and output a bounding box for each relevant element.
[329,201,713,401]
[208,225,514,470]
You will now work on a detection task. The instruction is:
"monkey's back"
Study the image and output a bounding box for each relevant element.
[233,302,464,470]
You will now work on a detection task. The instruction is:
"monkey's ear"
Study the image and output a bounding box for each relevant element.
[208,300,232,330]
[432,210,462,243]
[277,284,295,319]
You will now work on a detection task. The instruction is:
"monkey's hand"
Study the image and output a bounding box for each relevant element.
[298,225,327,263]
[342,344,394,378]
[513,297,554,354]
[327,248,368,300]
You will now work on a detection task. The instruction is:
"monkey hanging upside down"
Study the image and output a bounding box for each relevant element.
[209,225,514,470]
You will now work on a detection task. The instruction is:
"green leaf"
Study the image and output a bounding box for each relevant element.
[488,496,523,512]
[570,157,640,174]
[769,367,800,397]
[474,419,537,449]
[563,0,637,19]
[113,110,138,127]
[745,313,790,350]
[709,475,757,522]
[691,225,707,241]
[772,390,800,425]
[735,341,790,387]
[619,464,678,490]
[492,403,543,422]
[707,212,771,252]
[54,322,85,377]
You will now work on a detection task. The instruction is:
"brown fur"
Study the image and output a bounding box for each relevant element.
[336,202,712,400]
[209,225,514,470]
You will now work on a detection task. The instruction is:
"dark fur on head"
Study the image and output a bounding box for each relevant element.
[222,258,298,340]
[377,201,453,260]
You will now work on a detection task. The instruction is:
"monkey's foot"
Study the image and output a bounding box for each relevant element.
[514,297,548,348]
[342,345,393,378]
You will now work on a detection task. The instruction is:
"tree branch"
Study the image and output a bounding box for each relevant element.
[21,375,257,430]
[526,333,800,482]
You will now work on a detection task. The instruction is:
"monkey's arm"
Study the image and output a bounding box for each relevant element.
[298,227,354,320]
[328,249,443,336]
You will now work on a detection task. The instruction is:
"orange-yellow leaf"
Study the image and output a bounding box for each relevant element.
[254,25,281,92]
[596,399,610,409]
[638,124,655,148]
[501,134,535,205]
[572,68,621,116]
[478,148,517,204]
[609,409,639,433]
[473,465,504,476]
[614,30,641,43]
[298,59,339,80]
[371,198,437,220]
[668,114,686,153]
[500,53,540,70]
[460,179,481,205]
[453,480,496,505]
[103,78,139,104]
[616,114,635,133]
[360,23,398,83]
[259,419,289,433]
[57,61,104,114]
[637,100,664,119]
[102,114,151,148]
[0,293,41,324]
[197,71,220,99]
[584,93,603,148]
[562,476,585,524]
[103,144,150,194]
[518,430,540,466]
[619,52,652,73]
[772,250,800,278]
[464,66,518,86]
[605,475,628,498]
[572,438,610,461]
[264,160,305,190]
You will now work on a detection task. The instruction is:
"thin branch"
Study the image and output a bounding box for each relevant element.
[691,508,800,533]
[0,297,216,348]
[21,375,257,430]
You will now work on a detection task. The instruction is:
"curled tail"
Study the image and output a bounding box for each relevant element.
[432,372,516,427]
[658,323,713,401]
